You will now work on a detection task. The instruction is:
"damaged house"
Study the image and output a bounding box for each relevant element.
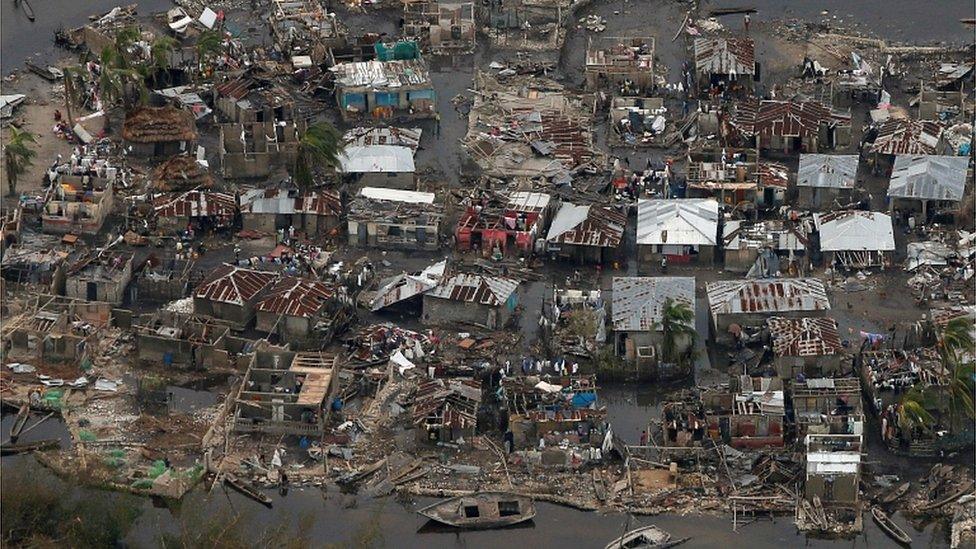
[721,219,807,274]
[731,99,849,153]
[584,36,655,93]
[423,273,519,329]
[795,154,859,209]
[135,254,194,302]
[338,145,416,189]
[64,251,134,305]
[609,96,676,148]
[1,238,70,294]
[611,276,695,379]
[455,191,554,257]
[792,377,863,438]
[234,347,340,436]
[703,375,786,449]
[767,316,845,380]
[636,198,719,270]
[798,433,863,533]
[4,295,112,365]
[151,155,213,192]
[254,276,349,344]
[694,37,756,94]
[402,1,476,55]
[122,106,198,157]
[214,77,296,124]
[42,174,114,236]
[887,154,968,220]
[269,0,346,63]
[241,188,342,238]
[814,210,895,270]
[370,259,446,312]
[545,203,626,264]
[134,312,231,369]
[706,278,830,343]
[347,187,442,250]
[192,264,278,330]
[869,118,946,158]
[412,378,482,444]
[154,190,238,233]
[219,119,302,179]
[332,50,436,121]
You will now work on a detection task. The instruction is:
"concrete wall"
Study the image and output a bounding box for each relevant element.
[724,247,759,273]
[255,311,312,340]
[805,474,857,503]
[358,172,415,190]
[65,268,132,305]
[194,298,254,330]
[638,244,714,273]
[774,353,844,380]
[797,186,850,210]
[348,220,440,250]
[422,295,514,329]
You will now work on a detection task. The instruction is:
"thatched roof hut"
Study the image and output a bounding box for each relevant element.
[122,106,197,144]
[152,155,213,192]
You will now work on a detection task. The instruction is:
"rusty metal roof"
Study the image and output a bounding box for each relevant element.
[706,278,830,316]
[546,203,626,248]
[753,100,832,139]
[870,119,945,155]
[426,273,518,306]
[255,276,336,318]
[767,317,842,357]
[154,191,237,218]
[694,37,755,75]
[193,264,277,305]
[611,276,695,332]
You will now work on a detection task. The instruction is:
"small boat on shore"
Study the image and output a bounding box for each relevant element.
[606,524,689,549]
[1,438,59,456]
[9,404,30,441]
[879,481,911,505]
[16,0,35,21]
[25,61,63,82]
[417,492,536,529]
[871,506,912,545]
[223,473,273,507]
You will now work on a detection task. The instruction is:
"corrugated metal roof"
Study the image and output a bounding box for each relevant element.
[371,260,446,311]
[753,100,832,138]
[546,203,626,248]
[706,278,830,315]
[767,316,842,357]
[193,264,277,305]
[507,191,551,213]
[888,154,968,201]
[814,210,895,252]
[636,198,719,246]
[611,276,695,332]
[797,154,859,189]
[242,189,342,216]
[343,126,422,151]
[722,220,807,251]
[870,119,944,155]
[255,276,335,318]
[359,186,434,204]
[426,273,518,306]
[331,59,431,89]
[154,191,237,218]
[694,37,755,75]
[339,145,415,173]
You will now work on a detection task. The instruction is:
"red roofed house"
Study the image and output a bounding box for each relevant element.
[767,316,844,379]
[154,190,238,234]
[254,276,348,343]
[193,264,277,330]
[731,99,849,153]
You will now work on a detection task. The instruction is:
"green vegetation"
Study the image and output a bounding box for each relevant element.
[294,121,346,189]
[3,126,37,197]
[654,298,697,368]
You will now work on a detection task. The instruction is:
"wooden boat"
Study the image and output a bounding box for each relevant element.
[9,404,30,441]
[606,525,689,549]
[1,438,59,456]
[25,61,63,82]
[920,481,975,511]
[871,506,912,545]
[880,481,911,505]
[17,0,35,21]
[223,473,273,507]
[417,492,536,529]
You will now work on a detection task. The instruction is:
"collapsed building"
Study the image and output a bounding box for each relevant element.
[814,210,895,270]
[706,278,830,343]
[766,316,845,380]
[192,264,278,330]
[153,190,238,233]
[423,273,520,329]
[584,36,655,93]
[402,1,476,55]
[694,37,756,95]
[4,294,113,366]
[610,276,695,378]
[269,0,346,63]
[241,188,342,238]
[684,148,787,208]
[253,276,350,344]
[545,203,626,264]
[455,191,554,256]
[134,312,232,369]
[721,219,807,274]
[347,187,442,250]
[42,173,114,236]
[412,378,482,444]
[218,118,303,179]
[64,251,134,305]
[135,255,194,302]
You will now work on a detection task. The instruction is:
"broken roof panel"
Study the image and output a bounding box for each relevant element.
[767,317,842,357]
[371,260,446,311]
[154,191,237,218]
[722,220,807,251]
[797,154,858,189]
[426,273,518,307]
[870,118,945,155]
[194,264,277,305]
[359,187,434,204]
[241,188,342,216]
[331,59,432,89]
[887,154,968,202]
[255,276,335,318]
[636,199,719,247]
[694,37,755,75]
[814,210,895,252]
[339,145,416,173]
[343,126,422,151]
[706,278,830,316]
[507,191,552,213]
[611,276,695,332]
[546,203,626,248]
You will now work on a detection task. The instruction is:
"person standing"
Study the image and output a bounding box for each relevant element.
[744,14,751,33]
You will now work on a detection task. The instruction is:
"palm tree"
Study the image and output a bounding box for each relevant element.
[293,121,345,189]
[3,126,37,197]
[936,317,975,430]
[194,30,224,78]
[897,386,937,434]
[149,36,179,87]
[96,47,148,110]
[112,26,142,69]
[654,298,697,367]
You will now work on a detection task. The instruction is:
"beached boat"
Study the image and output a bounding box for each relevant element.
[417,492,536,529]
[879,481,911,504]
[871,506,912,545]
[223,473,273,507]
[16,0,35,21]
[1,438,59,456]
[9,404,30,440]
[605,524,689,549]
[166,7,194,35]
[25,61,63,82]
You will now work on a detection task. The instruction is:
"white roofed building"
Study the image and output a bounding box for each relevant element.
[636,198,719,270]
[814,210,895,270]
[339,144,417,189]
[887,154,969,221]
[796,154,860,209]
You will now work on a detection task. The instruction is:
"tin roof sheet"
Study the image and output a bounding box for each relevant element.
[887,154,968,202]
[694,37,755,75]
[154,191,237,218]
[193,264,277,305]
[636,198,719,246]
[870,119,945,155]
[339,145,415,173]
[611,276,695,332]
[359,186,434,204]
[706,278,830,316]
[331,59,431,89]
[546,203,626,248]
[767,316,842,357]
[255,276,335,317]
[426,273,519,306]
[814,210,895,252]
[797,154,859,189]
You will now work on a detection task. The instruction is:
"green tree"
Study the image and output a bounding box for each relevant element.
[150,35,179,87]
[96,46,148,110]
[195,30,224,77]
[654,298,696,367]
[936,317,975,430]
[294,121,345,189]
[3,126,37,197]
[112,25,142,69]
[897,386,937,433]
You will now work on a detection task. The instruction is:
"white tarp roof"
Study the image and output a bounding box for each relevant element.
[636,198,719,246]
[546,203,590,242]
[814,210,895,252]
[339,145,415,174]
[359,187,434,204]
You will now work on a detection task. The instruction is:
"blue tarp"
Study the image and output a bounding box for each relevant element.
[571,393,597,408]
